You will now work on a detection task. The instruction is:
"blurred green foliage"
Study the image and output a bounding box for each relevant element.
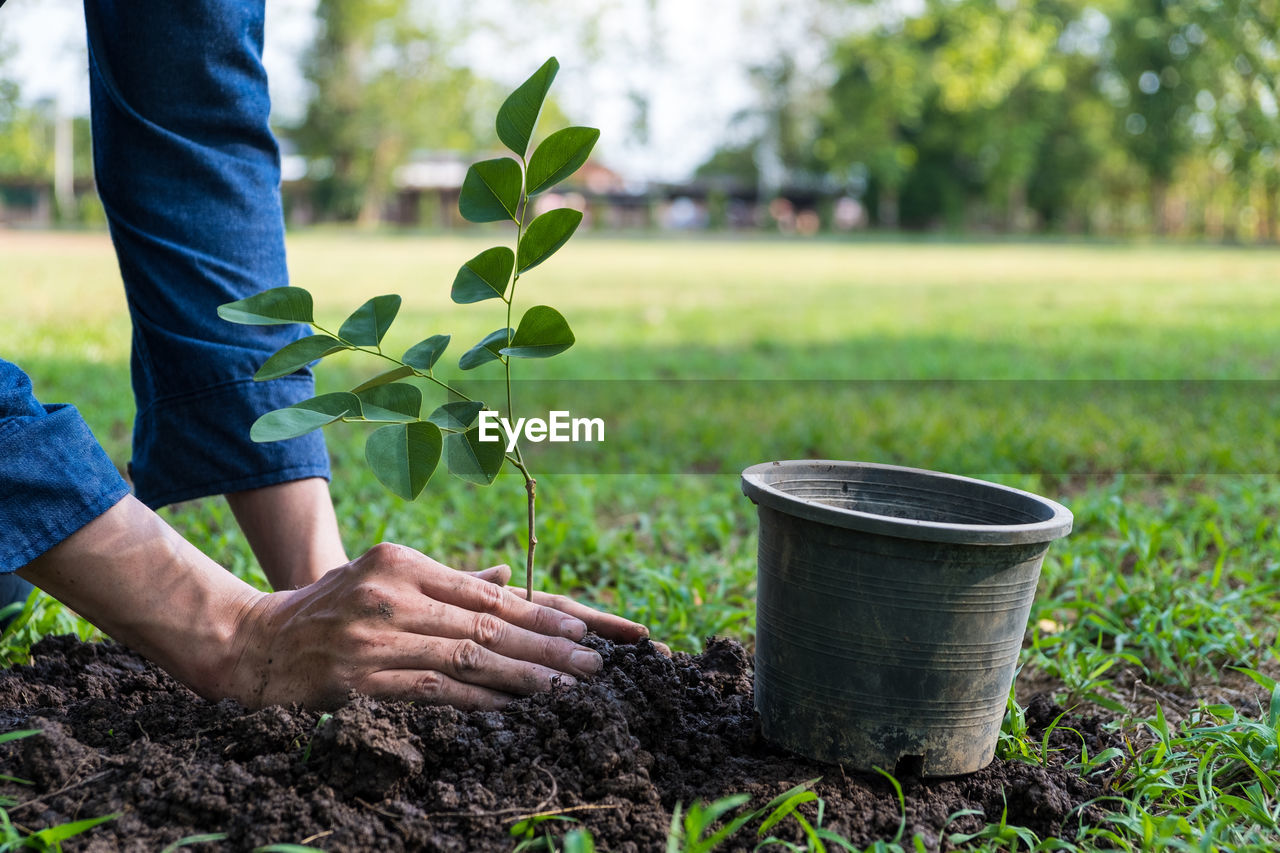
[0,1,1275,235]
[791,0,1279,238]
[292,0,493,225]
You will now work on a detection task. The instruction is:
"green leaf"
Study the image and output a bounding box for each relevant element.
[562,829,596,853]
[500,306,574,359]
[0,729,39,745]
[356,382,422,422]
[217,287,314,326]
[403,335,451,371]
[338,294,401,346]
[757,780,821,835]
[496,57,559,157]
[254,334,346,381]
[161,834,230,853]
[459,328,513,370]
[451,247,514,304]
[446,426,506,485]
[250,392,362,442]
[250,407,345,443]
[31,812,120,845]
[1231,666,1278,693]
[351,365,415,393]
[526,127,600,195]
[427,401,485,431]
[365,422,442,500]
[459,158,522,223]
[294,392,362,418]
[517,208,583,273]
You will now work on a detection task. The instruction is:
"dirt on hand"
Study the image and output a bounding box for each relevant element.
[0,634,1120,851]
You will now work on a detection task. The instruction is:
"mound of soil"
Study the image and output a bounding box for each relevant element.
[0,635,1120,851]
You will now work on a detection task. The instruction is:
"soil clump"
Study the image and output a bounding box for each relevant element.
[0,634,1120,851]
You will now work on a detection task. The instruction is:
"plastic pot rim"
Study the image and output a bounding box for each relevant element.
[741,460,1073,546]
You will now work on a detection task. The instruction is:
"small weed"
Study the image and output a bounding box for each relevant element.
[997,687,1038,763]
[0,809,119,853]
[0,590,101,667]
[300,713,333,764]
[507,809,597,853]
[159,833,229,852]
[667,794,755,853]
[946,796,1042,851]
[0,730,37,806]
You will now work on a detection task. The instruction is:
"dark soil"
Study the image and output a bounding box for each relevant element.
[0,634,1122,852]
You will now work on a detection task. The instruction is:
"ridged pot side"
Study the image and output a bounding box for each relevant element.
[742,461,1073,777]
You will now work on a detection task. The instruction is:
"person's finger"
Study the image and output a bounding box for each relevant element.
[378,633,577,696]
[360,668,516,711]
[420,569,589,641]
[357,546,584,640]
[391,600,603,678]
[523,589,651,644]
[469,564,512,586]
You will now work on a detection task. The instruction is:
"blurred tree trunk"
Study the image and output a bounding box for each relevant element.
[356,135,396,228]
[1007,181,1028,233]
[1264,177,1279,243]
[1151,180,1169,237]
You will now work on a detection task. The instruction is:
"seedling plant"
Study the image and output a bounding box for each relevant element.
[219,58,596,599]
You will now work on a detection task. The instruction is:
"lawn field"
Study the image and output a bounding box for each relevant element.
[3,230,1280,850]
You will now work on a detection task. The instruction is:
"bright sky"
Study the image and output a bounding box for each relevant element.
[0,0,839,182]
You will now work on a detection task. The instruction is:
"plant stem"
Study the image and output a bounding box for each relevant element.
[506,453,537,601]
[504,174,538,601]
[523,475,537,602]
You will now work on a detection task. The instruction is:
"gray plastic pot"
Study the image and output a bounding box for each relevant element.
[741,460,1073,777]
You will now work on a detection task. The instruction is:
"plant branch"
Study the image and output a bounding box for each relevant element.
[314,322,475,402]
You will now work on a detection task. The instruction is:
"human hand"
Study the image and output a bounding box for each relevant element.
[222,543,653,710]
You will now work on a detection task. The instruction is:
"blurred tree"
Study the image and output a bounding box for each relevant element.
[0,21,99,224]
[0,35,54,182]
[0,110,53,181]
[818,0,1106,230]
[1187,0,1279,240]
[693,142,760,187]
[293,0,493,225]
[1103,0,1197,233]
[818,19,930,226]
[753,54,836,201]
[703,0,1277,240]
[689,0,848,208]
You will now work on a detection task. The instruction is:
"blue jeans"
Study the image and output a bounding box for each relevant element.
[0,0,329,577]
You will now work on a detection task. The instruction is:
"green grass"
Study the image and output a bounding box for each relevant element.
[3,230,1280,851]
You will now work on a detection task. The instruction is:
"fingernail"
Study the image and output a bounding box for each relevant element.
[561,617,587,640]
[570,649,603,676]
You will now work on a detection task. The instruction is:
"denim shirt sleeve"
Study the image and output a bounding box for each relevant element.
[0,359,131,572]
